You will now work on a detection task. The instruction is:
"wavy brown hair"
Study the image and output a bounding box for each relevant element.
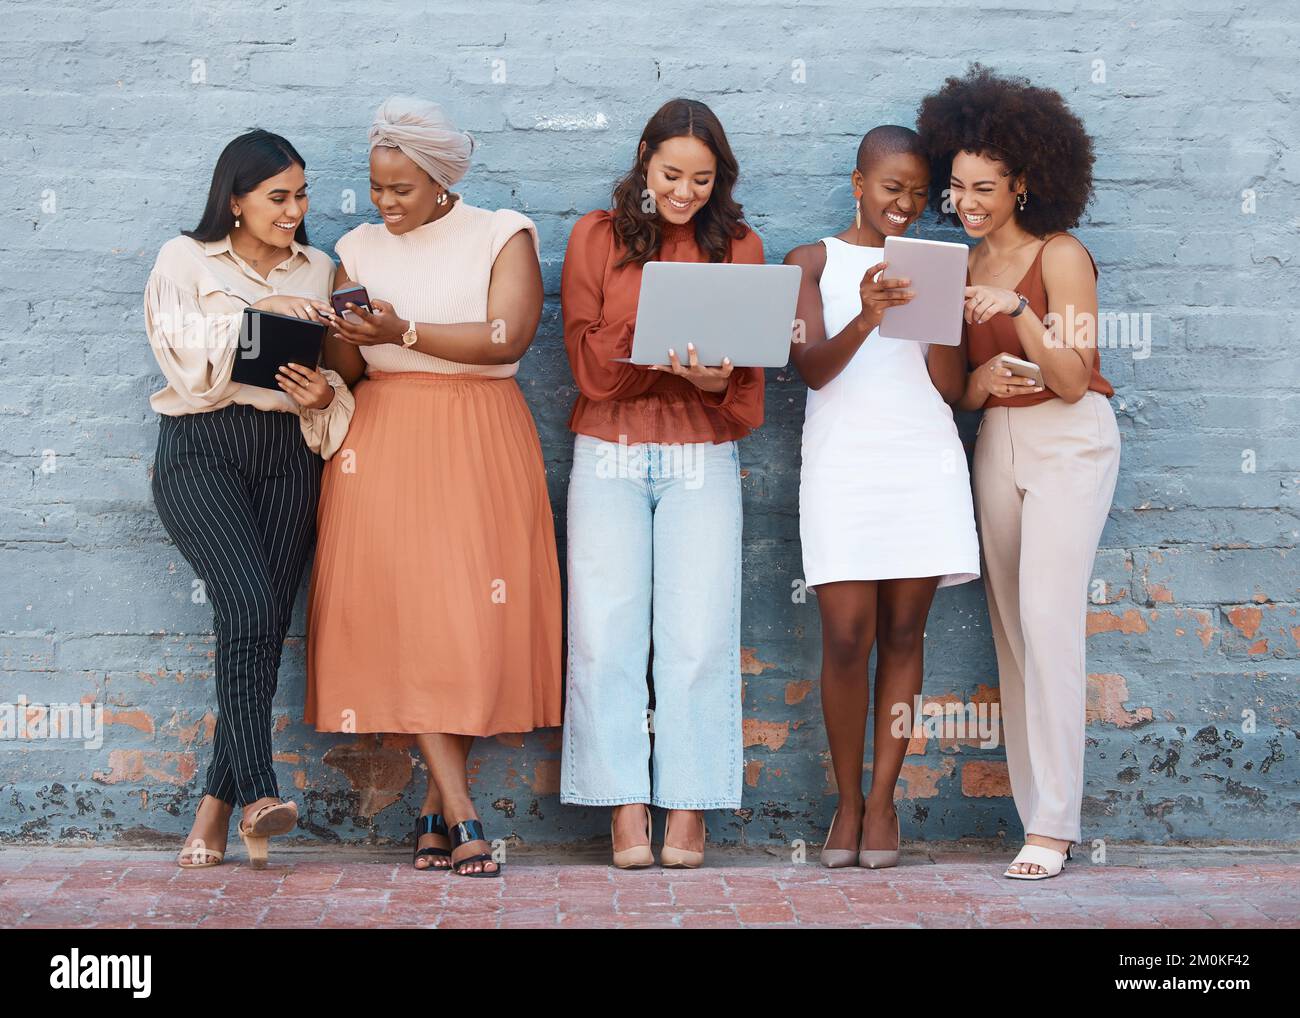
[610,98,749,267]
[916,64,1095,237]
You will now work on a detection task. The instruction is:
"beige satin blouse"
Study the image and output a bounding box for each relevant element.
[143,234,354,459]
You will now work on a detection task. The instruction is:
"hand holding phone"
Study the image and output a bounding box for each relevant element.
[331,283,372,324]
[996,353,1044,386]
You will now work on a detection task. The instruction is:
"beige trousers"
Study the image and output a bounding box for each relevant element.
[973,391,1121,844]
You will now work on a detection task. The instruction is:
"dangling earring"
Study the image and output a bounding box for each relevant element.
[233,211,241,228]
[436,191,449,206]
[1016,191,1028,211]
[853,187,862,230]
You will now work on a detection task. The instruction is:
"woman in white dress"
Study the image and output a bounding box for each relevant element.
[785,126,979,869]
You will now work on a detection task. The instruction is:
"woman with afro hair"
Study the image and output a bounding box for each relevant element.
[917,65,1119,880]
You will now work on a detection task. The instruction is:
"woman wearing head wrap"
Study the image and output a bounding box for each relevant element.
[304,97,561,878]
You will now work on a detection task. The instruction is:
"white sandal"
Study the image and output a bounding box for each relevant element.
[1004,843,1071,880]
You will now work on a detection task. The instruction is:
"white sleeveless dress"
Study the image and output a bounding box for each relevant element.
[799,237,979,589]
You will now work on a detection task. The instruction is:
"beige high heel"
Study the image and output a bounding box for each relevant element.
[237,799,298,870]
[177,795,228,869]
[611,804,655,869]
[858,805,900,869]
[820,808,858,869]
[660,810,706,869]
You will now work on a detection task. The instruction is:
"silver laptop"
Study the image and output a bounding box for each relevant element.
[613,261,801,368]
[877,235,969,347]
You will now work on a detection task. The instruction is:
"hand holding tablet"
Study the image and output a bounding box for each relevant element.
[877,235,969,346]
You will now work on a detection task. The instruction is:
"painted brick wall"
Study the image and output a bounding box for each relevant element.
[2,0,1297,848]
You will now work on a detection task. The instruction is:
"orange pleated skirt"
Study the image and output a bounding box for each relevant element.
[304,371,562,736]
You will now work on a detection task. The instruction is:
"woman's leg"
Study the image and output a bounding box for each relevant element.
[560,435,655,851]
[649,440,743,852]
[152,410,293,855]
[863,575,941,849]
[416,733,475,871]
[1011,395,1121,870]
[813,580,878,851]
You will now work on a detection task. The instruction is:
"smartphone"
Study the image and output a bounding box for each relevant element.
[330,284,372,323]
[997,353,1044,386]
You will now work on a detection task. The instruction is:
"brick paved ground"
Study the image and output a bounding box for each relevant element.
[2,843,1295,929]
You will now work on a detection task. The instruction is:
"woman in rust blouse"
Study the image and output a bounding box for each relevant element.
[559,98,764,869]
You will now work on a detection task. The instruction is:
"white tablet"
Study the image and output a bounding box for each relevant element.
[613,261,801,368]
[877,235,969,347]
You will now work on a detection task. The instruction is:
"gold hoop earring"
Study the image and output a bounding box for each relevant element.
[1016,192,1028,211]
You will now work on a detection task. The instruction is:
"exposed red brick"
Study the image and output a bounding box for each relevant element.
[784,679,813,705]
[899,758,956,798]
[530,759,560,796]
[321,738,412,817]
[1147,582,1174,603]
[1189,608,1218,649]
[1086,673,1154,728]
[102,709,153,735]
[961,759,1011,797]
[1227,605,1263,639]
[742,719,789,751]
[1087,609,1148,636]
[744,759,763,787]
[740,647,775,675]
[92,750,197,786]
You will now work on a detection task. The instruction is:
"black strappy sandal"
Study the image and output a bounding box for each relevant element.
[447,817,501,878]
[412,813,452,872]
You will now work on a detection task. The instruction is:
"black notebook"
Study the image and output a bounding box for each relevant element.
[230,307,327,391]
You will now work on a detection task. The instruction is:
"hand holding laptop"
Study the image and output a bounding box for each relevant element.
[646,342,733,393]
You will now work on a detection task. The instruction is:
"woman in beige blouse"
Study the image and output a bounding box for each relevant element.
[305,98,561,878]
[145,129,353,870]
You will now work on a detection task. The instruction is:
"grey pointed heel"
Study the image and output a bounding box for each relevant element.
[858,805,900,869]
[820,808,859,868]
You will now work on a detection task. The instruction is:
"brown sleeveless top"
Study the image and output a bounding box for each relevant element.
[965,234,1114,408]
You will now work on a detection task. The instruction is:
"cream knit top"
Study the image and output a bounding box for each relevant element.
[334,195,539,378]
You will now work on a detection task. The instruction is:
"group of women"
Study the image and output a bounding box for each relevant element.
[145,64,1118,882]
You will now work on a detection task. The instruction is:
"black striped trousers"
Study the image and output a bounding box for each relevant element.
[152,403,320,807]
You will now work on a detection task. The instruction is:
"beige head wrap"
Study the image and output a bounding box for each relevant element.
[368,96,475,189]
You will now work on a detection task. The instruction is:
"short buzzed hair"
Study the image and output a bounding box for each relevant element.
[856,125,926,173]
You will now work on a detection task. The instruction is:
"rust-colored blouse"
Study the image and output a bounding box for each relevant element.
[561,209,766,444]
[965,234,1114,408]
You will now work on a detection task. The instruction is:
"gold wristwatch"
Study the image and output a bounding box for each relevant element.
[400,319,418,348]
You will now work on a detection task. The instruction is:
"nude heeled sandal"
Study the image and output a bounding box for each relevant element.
[659,810,706,869]
[237,800,298,870]
[177,794,227,869]
[177,839,224,868]
[858,806,900,870]
[819,808,858,869]
[611,804,655,869]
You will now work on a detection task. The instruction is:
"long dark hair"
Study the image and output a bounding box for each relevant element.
[610,98,748,267]
[182,130,310,244]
